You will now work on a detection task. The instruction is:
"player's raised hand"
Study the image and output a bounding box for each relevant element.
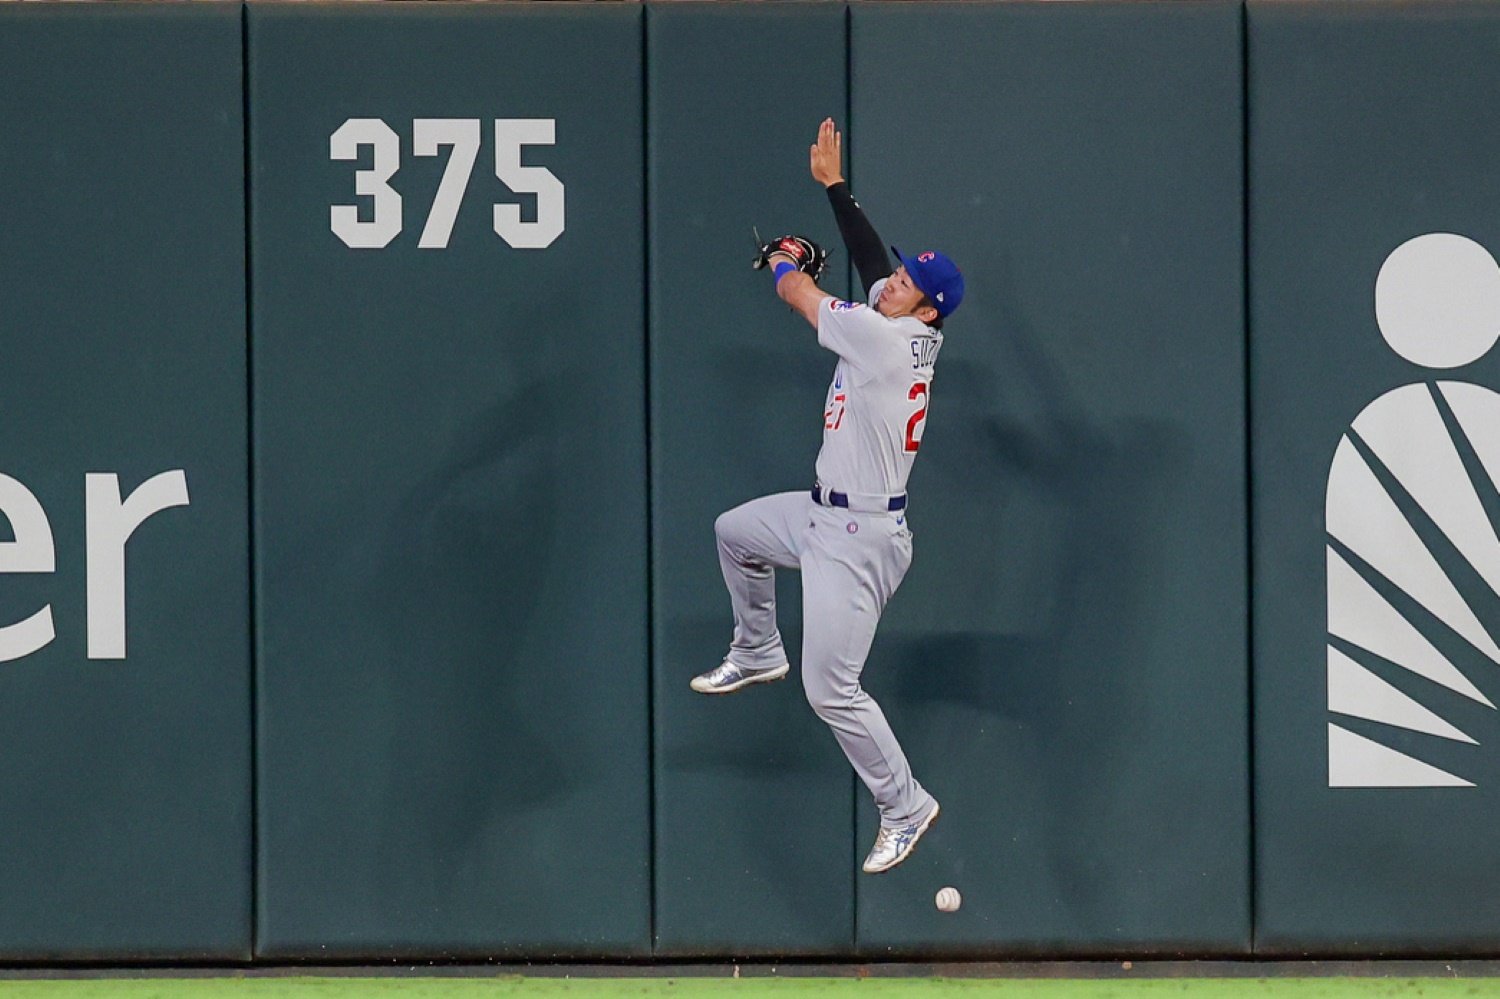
[810,117,844,188]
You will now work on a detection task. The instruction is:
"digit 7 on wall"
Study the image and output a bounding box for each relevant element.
[329,117,565,250]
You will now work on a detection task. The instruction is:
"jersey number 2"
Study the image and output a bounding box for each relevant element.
[904,382,929,453]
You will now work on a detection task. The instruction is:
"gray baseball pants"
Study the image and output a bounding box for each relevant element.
[714,490,936,828]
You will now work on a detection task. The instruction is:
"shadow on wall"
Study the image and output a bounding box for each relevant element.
[897,253,1190,700]
[877,255,1195,918]
[362,376,579,866]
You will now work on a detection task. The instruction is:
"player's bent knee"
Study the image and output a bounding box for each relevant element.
[803,671,860,719]
[714,508,752,549]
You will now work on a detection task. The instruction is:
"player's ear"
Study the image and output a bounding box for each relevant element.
[915,303,940,325]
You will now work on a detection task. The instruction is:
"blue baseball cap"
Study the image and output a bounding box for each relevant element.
[892,247,965,318]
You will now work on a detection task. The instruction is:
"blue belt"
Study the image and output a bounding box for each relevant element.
[811,485,907,512]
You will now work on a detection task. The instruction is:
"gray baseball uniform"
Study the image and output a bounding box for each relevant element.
[715,277,941,828]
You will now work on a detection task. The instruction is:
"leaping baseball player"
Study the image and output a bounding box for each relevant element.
[691,118,964,874]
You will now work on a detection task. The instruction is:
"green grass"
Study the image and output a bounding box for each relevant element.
[0,979,1499,999]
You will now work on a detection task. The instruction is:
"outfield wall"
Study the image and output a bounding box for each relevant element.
[0,0,1495,961]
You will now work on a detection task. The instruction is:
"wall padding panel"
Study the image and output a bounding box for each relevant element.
[1250,0,1500,955]
[850,0,1250,958]
[250,4,650,958]
[0,4,250,960]
[647,2,856,957]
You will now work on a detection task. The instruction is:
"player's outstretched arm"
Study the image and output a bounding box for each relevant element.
[811,118,892,297]
[767,251,832,329]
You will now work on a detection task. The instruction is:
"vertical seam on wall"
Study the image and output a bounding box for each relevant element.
[240,0,259,963]
[642,4,658,958]
[844,0,858,960]
[1241,0,1257,958]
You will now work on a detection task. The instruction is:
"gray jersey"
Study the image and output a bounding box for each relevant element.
[814,277,943,498]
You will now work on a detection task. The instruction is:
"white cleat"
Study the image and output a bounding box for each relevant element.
[862,801,940,874]
[689,660,790,695]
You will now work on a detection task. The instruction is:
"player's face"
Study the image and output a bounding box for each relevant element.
[877,266,932,320]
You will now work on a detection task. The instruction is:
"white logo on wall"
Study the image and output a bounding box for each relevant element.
[1327,233,1500,788]
[0,470,189,663]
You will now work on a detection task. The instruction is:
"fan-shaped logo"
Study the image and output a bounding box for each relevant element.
[1327,233,1500,788]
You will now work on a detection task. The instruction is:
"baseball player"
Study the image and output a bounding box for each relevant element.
[691,118,964,874]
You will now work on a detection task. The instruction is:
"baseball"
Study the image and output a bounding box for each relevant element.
[935,886,962,913]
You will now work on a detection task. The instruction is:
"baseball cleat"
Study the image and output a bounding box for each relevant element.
[862,801,940,874]
[690,660,790,695]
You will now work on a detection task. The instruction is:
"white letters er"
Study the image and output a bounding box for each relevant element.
[0,470,190,663]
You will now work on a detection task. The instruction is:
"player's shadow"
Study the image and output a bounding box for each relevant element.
[869,256,1203,926]
[362,375,580,866]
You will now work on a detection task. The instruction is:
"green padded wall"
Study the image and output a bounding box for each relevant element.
[850,1,1250,957]
[249,4,649,957]
[22,0,1500,963]
[0,4,250,959]
[1250,0,1500,955]
[647,3,856,956]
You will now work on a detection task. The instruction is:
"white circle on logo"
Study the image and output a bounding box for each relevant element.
[1375,232,1500,369]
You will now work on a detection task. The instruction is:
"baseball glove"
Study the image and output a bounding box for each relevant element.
[752,231,829,283]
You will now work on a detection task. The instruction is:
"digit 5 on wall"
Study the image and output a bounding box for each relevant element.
[329,117,565,250]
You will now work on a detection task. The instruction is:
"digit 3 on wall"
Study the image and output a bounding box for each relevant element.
[1326,233,1500,787]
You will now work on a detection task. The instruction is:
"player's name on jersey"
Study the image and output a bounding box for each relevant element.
[911,337,940,370]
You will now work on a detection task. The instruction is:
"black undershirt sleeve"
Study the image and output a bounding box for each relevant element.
[825,181,892,298]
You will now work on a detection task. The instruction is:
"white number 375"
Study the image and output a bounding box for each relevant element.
[329,117,565,251]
